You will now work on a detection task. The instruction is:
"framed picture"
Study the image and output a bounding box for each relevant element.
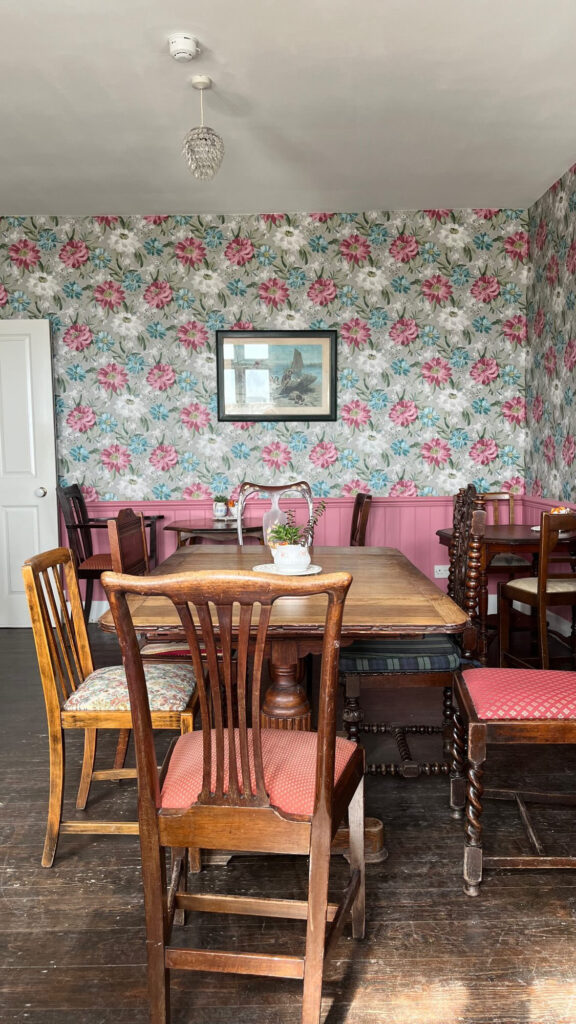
[216,330,337,422]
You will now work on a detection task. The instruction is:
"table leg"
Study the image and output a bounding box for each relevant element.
[260,642,311,730]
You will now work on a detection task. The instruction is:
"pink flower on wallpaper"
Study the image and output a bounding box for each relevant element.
[532,479,543,498]
[144,216,169,224]
[389,234,419,263]
[470,358,499,385]
[177,321,208,350]
[341,318,370,348]
[258,278,289,308]
[421,357,452,386]
[93,216,119,227]
[310,213,335,222]
[420,438,451,467]
[147,363,176,391]
[93,280,126,311]
[341,399,371,428]
[564,339,576,371]
[543,435,556,465]
[469,439,498,465]
[97,363,128,393]
[0,284,7,306]
[66,405,96,433]
[63,324,93,351]
[533,308,545,338]
[546,254,559,287]
[421,275,453,306]
[502,314,527,346]
[389,400,419,426]
[262,441,291,469]
[567,242,576,274]
[340,235,371,265]
[224,238,255,266]
[183,483,212,500]
[501,477,525,495]
[260,213,285,224]
[389,318,419,346]
[174,238,207,267]
[309,441,338,468]
[232,321,254,330]
[143,281,173,309]
[532,395,544,423]
[535,219,547,251]
[389,479,418,497]
[562,434,576,466]
[181,403,211,432]
[342,480,369,497]
[503,231,529,263]
[544,346,557,377]
[232,421,252,430]
[502,397,526,425]
[81,485,99,501]
[9,239,40,269]
[307,278,337,306]
[473,209,499,220]
[423,210,450,222]
[101,444,131,472]
[470,275,500,303]
[59,239,90,268]
[150,444,178,471]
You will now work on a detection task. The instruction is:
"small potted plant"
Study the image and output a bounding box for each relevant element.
[213,494,229,519]
[267,501,325,572]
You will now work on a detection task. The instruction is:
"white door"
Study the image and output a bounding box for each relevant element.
[0,320,58,626]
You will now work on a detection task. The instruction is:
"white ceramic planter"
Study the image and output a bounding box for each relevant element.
[213,502,227,519]
[271,544,311,573]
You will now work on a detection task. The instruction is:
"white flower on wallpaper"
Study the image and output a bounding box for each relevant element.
[0,208,528,500]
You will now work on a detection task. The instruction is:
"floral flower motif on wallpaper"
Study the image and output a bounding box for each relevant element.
[0,208,528,499]
[527,163,576,501]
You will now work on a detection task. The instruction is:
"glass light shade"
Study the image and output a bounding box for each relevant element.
[183,125,224,180]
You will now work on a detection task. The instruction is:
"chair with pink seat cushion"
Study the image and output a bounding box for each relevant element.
[450,666,576,896]
[102,566,364,1024]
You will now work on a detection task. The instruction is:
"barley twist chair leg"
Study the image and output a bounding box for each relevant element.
[449,711,467,819]
[463,759,485,897]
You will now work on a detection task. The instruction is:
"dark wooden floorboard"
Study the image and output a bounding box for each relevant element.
[2,626,576,1023]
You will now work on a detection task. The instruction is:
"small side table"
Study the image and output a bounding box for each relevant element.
[164,518,263,547]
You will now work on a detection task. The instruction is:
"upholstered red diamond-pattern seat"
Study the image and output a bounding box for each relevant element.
[161,728,358,816]
[461,668,576,721]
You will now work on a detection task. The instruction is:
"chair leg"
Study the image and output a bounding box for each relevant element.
[449,711,467,819]
[301,826,331,1024]
[499,585,511,666]
[76,728,97,810]
[442,685,454,756]
[347,779,365,939]
[113,729,131,770]
[538,604,550,669]
[83,578,94,623]
[42,727,65,867]
[342,674,363,743]
[463,758,485,897]
[142,846,171,1024]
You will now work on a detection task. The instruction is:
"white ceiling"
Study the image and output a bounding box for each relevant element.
[2,0,576,216]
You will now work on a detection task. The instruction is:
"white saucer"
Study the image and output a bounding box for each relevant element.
[252,563,323,576]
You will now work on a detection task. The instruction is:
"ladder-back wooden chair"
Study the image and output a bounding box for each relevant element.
[22,547,197,867]
[349,492,372,546]
[482,490,532,578]
[56,484,113,621]
[102,567,364,1024]
[341,485,485,778]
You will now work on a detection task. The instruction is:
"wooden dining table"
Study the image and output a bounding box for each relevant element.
[164,516,262,547]
[100,544,468,730]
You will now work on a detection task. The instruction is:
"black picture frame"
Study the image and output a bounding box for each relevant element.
[216,330,337,422]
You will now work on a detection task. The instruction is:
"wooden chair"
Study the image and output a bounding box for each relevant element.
[102,567,364,1024]
[499,510,576,669]
[22,547,197,867]
[349,492,372,546]
[483,490,531,577]
[108,507,150,575]
[450,666,576,896]
[56,484,113,621]
[341,485,485,778]
[236,480,314,545]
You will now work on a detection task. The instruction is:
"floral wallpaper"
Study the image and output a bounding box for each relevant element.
[526,163,576,501]
[0,209,528,500]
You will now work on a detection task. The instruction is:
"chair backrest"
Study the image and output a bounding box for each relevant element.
[349,493,372,546]
[448,487,486,658]
[22,547,94,719]
[56,484,94,563]
[103,568,351,809]
[108,508,149,575]
[236,480,314,545]
[483,491,516,525]
[537,511,576,589]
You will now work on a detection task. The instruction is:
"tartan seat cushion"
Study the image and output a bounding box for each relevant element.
[505,578,576,596]
[63,663,196,712]
[462,668,576,721]
[161,728,357,816]
[339,635,461,674]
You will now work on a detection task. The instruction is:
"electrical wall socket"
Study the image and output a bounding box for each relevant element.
[433,564,450,579]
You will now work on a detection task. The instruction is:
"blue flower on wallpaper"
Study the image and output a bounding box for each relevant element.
[368,309,389,328]
[421,242,441,263]
[501,283,522,304]
[147,322,167,339]
[150,403,169,421]
[206,312,226,330]
[339,369,359,389]
[472,477,491,492]
[309,319,329,330]
[66,364,86,382]
[473,233,493,251]
[391,440,411,456]
[181,453,200,472]
[91,247,112,268]
[391,358,410,376]
[70,445,90,462]
[501,366,521,386]
[10,292,30,312]
[450,348,469,368]
[98,413,118,432]
[369,470,389,490]
[421,408,440,428]
[126,354,145,374]
[128,435,149,455]
[231,443,251,460]
[562,482,573,501]
[312,482,332,497]
[564,387,574,407]
[421,326,440,345]
[227,279,247,297]
[369,390,388,410]
[94,331,115,352]
[174,288,195,309]
[289,433,309,452]
[391,275,411,294]
[143,238,164,256]
[38,229,58,251]
[472,398,491,415]
[309,235,328,253]
[177,371,197,391]
[123,271,143,292]
[450,429,469,449]
[339,286,359,306]
[204,228,224,248]
[500,445,521,466]
[472,316,492,334]
[256,245,277,266]
[63,281,83,299]
[152,484,173,500]
[211,474,230,493]
[340,449,359,469]
[369,225,388,245]
[451,266,471,286]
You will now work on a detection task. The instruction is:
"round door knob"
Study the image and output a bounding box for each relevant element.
[35,487,47,497]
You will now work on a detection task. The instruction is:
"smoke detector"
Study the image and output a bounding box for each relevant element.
[168,33,200,62]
